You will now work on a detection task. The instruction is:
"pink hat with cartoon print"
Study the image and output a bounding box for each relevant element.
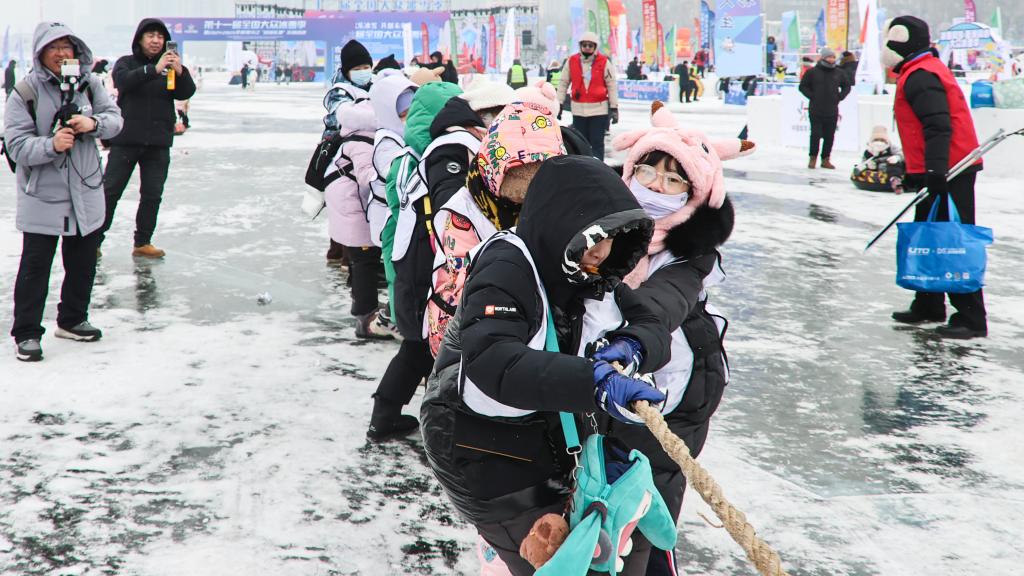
[477,101,567,196]
[612,101,754,248]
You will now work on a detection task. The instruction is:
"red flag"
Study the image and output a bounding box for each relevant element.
[488,15,497,69]
[421,23,429,61]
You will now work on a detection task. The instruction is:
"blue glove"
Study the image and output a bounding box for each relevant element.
[593,361,666,425]
[590,336,644,374]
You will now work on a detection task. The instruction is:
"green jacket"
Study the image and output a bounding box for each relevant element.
[381,81,463,323]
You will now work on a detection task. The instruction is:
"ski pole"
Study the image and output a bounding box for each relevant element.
[864,127,1024,252]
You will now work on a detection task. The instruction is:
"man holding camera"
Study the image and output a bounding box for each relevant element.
[102,18,196,258]
[4,22,123,361]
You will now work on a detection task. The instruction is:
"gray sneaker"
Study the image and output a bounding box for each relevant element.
[55,321,103,342]
[16,339,43,362]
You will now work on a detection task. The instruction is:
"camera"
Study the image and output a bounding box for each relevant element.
[51,58,83,135]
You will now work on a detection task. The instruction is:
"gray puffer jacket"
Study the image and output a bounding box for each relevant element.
[3,22,123,236]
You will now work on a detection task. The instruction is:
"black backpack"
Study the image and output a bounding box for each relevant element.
[303,131,374,192]
[1,79,94,173]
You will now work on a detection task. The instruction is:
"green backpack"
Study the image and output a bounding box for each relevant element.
[536,309,678,575]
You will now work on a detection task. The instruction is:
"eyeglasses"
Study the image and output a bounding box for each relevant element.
[634,164,690,195]
[45,43,74,54]
[580,42,597,48]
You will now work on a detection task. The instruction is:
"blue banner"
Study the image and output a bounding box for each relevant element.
[618,79,671,101]
[815,9,826,50]
[163,14,449,80]
[700,1,713,50]
[713,0,763,78]
[570,0,585,48]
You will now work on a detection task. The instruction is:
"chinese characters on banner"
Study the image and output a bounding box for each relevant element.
[642,0,659,64]
[677,27,692,60]
[826,0,849,51]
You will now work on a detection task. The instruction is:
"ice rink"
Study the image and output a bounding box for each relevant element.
[1,77,1022,575]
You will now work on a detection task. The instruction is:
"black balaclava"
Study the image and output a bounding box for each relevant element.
[883,16,931,71]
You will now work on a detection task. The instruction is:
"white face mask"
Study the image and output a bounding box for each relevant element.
[867,140,889,156]
[629,177,688,220]
[349,68,373,87]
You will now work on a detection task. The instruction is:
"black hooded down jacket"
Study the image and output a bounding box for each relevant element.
[109,19,196,147]
[420,155,670,525]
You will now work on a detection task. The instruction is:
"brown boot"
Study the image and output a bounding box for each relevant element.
[808,156,817,169]
[132,244,166,258]
[820,157,836,170]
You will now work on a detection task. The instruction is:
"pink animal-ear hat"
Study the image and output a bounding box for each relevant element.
[612,100,754,253]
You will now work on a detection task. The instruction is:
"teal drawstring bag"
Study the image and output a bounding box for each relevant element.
[535,310,678,575]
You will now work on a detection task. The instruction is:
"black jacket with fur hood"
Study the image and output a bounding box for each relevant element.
[609,195,734,497]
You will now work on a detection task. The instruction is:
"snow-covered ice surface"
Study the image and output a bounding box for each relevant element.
[1,79,1022,576]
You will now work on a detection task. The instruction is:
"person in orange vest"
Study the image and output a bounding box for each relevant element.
[885,15,987,339]
[556,31,618,160]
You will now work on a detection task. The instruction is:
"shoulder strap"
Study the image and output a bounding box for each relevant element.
[13,80,37,122]
[547,307,582,454]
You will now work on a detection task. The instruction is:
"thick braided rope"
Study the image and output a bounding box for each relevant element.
[633,401,791,576]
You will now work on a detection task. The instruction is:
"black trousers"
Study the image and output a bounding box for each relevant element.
[102,145,171,247]
[476,501,653,576]
[678,80,691,102]
[909,171,987,330]
[373,339,434,406]
[11,230,101,341]
[809,114,838,159]
[572,114,609,161]
[346,245,382,317]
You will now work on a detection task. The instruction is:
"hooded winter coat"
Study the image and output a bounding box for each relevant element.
[108,19,196,148]
[368,71,416,299]
[386,81,463,340]
[420,155,669,526]
[324,98,377,247]
[608,101,750,525]
[3,22,124,237]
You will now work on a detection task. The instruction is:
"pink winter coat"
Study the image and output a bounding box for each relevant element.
[324,99,377,247]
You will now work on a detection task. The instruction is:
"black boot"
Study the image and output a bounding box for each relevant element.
[367,397,419,441]
[892,308,946,324]
[934,324,987,339]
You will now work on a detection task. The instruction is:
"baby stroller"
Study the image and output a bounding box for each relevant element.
[851,126,905,193]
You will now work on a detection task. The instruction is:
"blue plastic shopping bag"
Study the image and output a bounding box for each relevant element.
[896,195,993,293]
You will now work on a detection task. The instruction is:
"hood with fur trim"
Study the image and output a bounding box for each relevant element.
[612,100,752,254]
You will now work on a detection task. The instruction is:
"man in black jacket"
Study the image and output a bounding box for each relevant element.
[101,18,196,258]
[799,47,851,169]
[674,61,693,103]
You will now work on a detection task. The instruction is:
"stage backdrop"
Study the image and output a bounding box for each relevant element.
[162,14,450,82]
[713,0,762,78]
